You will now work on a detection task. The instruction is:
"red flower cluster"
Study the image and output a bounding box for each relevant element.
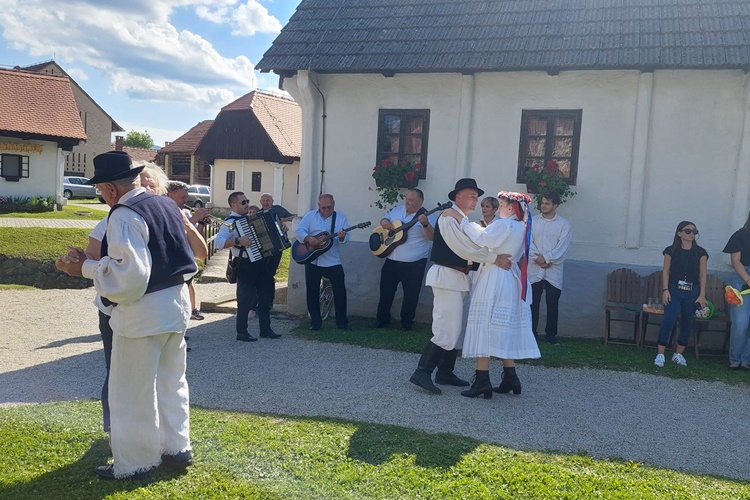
[405,171,416,182]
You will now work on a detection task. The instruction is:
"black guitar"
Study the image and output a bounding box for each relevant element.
[292,221,372,264]
[369,202,452,257]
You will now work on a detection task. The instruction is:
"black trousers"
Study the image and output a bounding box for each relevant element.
[98,310,113,433]
[236,258,275,335]
[305,263,348,328]
[531,280,562,339]
[376,258,427,328]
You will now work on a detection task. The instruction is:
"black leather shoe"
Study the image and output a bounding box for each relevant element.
[309,324,321,331]
[338,324,351,331]
[409,370,441,394]
[371,320,389,328]
[236,334,257,342]
[260,330,281,339]
[161,451,192,470]
[435,372,470,386]
[95,464,151,480]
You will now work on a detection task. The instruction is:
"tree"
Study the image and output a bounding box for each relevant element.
[123,130,154,149]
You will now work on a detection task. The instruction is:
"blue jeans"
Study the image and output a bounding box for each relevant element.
[657,284,699,347]
[729,269,750,365]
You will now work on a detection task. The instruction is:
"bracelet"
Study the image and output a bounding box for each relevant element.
[422,223,429,228]
[662,288,668,291]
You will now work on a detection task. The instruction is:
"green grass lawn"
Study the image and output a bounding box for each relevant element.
[0,228,90,260]
[1,401,747,499]
[0,205,108,220]
[276,249,290,282]
[294,318,750,386]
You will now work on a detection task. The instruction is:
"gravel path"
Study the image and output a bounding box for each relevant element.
[1,287,749,482]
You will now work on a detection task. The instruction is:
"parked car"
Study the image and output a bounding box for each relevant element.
[63,176,97,199]
[96,187,104,203]
[187,185,211,208]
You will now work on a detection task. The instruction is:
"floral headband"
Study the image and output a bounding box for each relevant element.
[497,191,532,203]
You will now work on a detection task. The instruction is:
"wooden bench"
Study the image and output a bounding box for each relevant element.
[693,274,731,359]
[604,268,643,346]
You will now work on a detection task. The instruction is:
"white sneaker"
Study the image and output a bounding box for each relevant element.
[654,354,665,367]
[672,353,687,366]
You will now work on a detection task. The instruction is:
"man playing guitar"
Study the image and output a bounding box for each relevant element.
[295,194,351,331]
[372,188,435,331]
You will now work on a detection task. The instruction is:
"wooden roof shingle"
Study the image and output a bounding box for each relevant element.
[257,0,750,74]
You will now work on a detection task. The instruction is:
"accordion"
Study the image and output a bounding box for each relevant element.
[235,212,291,262]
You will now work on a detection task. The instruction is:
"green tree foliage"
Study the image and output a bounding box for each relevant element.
[123,130,154,149]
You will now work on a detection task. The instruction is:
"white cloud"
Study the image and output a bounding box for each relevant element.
[0,0,260,106]
[66,67,88,81]
[197,0,282,36]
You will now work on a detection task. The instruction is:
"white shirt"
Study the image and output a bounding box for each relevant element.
[382,204,438,262]
[294,209,350,267]
[214,211,251,259]
[527,213,572,289]
[424,207,497,292]
[81,188,191,338]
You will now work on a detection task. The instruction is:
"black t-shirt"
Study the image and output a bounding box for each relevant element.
[663,245,708,285]
[269,205,292,219]
[723,229,750,266]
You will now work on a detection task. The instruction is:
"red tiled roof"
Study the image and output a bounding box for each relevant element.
[160,120,214,154]
[0,68,86,140]
[221,91,301,157]
[112,146,157,162]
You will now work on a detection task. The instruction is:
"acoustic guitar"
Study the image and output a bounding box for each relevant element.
[292,221,372,264]
[369,202,452,258]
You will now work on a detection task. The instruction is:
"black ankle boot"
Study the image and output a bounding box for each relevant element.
[494,367,522,395]
[435,349,469,386]
[409,342,445,394]
[460,370,492,399]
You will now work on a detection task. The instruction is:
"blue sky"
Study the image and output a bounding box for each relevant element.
[0,0,298,146]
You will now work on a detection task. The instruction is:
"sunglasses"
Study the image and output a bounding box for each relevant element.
[682,229,699,235]
[240,200,249,205]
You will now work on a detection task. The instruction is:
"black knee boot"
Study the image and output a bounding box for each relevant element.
[435,349,470,386]
[409,342,445,394]
[460,370,492,399]
[494,366,522,395]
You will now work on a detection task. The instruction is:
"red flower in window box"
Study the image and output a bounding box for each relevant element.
[404,171,416,182]
[372,156,421,209]
[524,159,576,210]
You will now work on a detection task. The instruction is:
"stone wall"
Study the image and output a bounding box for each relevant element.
[0,257,91,289]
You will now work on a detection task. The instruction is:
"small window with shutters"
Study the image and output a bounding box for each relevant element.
[517,110,582,185]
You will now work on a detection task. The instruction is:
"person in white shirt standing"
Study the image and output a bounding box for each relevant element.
[528,193,572,345]
[373,189,435,331]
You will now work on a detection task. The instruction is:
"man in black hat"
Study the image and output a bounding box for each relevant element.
[56,151,196,479]
[409,178,509,394]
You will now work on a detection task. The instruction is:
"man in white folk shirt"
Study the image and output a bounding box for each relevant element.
[528,192,572,345]
[56,151,195,479]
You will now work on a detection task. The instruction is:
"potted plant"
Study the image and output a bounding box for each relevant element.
[524,160,576,210]
[371,156,421,210]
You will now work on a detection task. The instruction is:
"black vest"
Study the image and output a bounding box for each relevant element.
[429,216,479,270]
[101,192,197,306]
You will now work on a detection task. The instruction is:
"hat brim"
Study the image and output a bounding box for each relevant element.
[86,165,145,185]
[448,186,485,201]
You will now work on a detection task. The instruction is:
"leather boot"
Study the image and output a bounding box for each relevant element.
[409,342,444,394]
[494,366,522,395]
[460,370,492,398]
[435,348,470,386]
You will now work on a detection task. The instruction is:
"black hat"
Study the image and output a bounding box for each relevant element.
[85,151,144,185]
[448,178,484,201]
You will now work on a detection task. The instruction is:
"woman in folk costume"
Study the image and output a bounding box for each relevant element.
[444,190,541,398]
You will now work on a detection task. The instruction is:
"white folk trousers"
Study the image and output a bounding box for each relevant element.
[429,287,468,351]
[109,331,190,478]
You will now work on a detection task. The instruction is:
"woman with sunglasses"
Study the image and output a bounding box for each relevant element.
[722,212,750,370]
[653,221,707,367]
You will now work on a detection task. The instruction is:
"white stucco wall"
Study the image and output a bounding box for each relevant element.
[212,158,299,213]
[0,138,62,200]
[283,69,749,338]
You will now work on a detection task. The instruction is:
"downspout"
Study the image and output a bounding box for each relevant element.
[309,78,327,196]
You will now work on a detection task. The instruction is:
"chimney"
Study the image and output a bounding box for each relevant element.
[115,136,123,151]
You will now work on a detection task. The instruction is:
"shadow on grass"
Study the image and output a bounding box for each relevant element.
[0,437,183,500]
[347,422,479,468]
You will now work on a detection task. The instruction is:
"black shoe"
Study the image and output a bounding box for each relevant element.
[161,451,192,470]
[435,371,470,386]
[409,369,441,394]
[236,334,258,342]
[95,464,151,480]
[260,330,281,339]
[309,324,321,331]
[338,324,351,331]
[460,370,493,399]
[494,368,522,395]
[372,320,390,328]
[546,336,560,345]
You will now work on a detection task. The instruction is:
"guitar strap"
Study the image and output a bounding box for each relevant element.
[331,211,337,235]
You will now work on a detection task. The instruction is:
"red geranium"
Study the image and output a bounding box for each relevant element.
[405,171,416,182]
[382,158,391,168]
[414,162,422,171]
[546,159,558,173]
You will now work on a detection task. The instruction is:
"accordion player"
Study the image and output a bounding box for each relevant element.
[235,211,292,262]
